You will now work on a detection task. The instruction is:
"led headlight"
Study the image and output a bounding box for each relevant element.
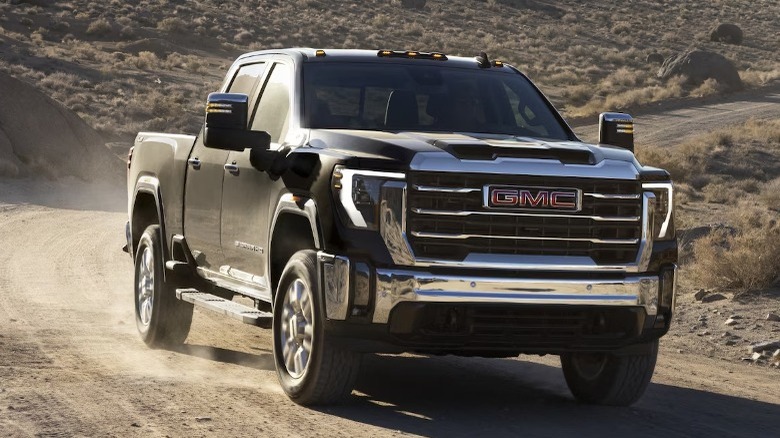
[643,182,675,240]
[332,166,405,230]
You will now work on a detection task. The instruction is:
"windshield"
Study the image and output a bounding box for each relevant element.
[303,62,570,140]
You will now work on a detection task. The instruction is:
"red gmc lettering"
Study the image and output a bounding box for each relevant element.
[491,189,519,205]
[489,187,578,210]
[550,191,577,209]
[519,190,548,207]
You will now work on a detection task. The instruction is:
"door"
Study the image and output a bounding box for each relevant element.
[221,61,293,292]
[183,61,268,271]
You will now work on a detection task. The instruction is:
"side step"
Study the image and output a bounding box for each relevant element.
[176,289,273,328]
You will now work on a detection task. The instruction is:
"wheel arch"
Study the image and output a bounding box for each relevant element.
[131,175,167,260]
[269,193,322,295]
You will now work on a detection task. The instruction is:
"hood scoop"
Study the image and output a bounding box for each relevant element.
[429,139,595,164]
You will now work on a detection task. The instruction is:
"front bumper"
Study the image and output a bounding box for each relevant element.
[319,251,676,325]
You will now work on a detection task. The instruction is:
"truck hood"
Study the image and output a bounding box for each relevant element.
[307,129,638,170]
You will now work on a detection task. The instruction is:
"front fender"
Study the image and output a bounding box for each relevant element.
[270,192,322,249]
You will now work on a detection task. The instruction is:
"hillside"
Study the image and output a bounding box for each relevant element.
[0,71,124,182]
[0,0,777,141]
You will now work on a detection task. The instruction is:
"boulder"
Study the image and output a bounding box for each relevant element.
[658,49,743,92]
[710,23,743,45]
[400,0,426,10]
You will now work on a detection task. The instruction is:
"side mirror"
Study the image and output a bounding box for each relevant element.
[598,112,634,152]
[204,93,270,151]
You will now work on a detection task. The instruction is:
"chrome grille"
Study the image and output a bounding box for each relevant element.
[407,172,643,264]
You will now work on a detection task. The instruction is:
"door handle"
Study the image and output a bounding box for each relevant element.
[224,163,240,175]
[187,157,201,169]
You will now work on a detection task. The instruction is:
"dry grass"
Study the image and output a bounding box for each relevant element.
[692,205,780,294]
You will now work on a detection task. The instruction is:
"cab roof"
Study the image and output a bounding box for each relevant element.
[235,48,511,70]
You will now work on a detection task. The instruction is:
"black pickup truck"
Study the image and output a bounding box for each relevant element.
[126,48,677,406]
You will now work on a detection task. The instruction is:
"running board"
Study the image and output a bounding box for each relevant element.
[176,289,272,328]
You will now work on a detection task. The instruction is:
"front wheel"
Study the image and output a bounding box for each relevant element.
[134,225,193,348]
[272,250,361,405]
[560,340,658,406]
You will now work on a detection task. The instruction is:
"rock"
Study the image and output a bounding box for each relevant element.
[721,331,732,337]
[400,0,426,10]
[701,293,726,303]
[693,289,709,301]
[646,52,664,65]
[748,340,780,353]
[658,49,743,92]
[728,314,742,320]
[772,350,780,365]
[724,318,739,326]
[751,352,763,361]
[698,330,711,336]
[710,23,743,45]
[195,417,212,423]
[725,339,736,346]
[131,423,141,428]
[766,313,780,322]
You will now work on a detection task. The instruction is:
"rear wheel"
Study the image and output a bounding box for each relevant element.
[134,225,193,348]
[560,340,658,406]
[273,250,361,405]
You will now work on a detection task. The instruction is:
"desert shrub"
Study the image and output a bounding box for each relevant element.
[133,51,159,70]
[157,17,186,32]
[760,178,780,211]
[741,68,780,87]
[86,18,111,35]
[119,25,134,39]
[562,84,592,106]
[690,78,724,97]
[234,29,252,44]
[49,18,70,32]
[548,70,579,85]
[692,206,780,294]
[40,71,81,91]
[611,21,632,35]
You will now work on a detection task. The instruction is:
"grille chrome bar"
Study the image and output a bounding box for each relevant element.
[411,207,639,222]
[583,192,640,200]
[411,231,639,245]
[412,185,481,193]
[412,185,641,201]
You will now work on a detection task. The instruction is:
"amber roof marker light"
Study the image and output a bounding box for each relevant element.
[315,49,326,57]
[376,50,448,60]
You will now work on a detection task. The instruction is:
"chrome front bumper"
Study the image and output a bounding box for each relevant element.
[319,252,676,324]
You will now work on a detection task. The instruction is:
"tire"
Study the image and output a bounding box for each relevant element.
[272,250,361,405]
[560,340,658,406]
[134,224,193,348]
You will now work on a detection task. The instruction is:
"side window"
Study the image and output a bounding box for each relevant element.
[227,63,266,94]
[226,63,267,125]
[251,63,291,144]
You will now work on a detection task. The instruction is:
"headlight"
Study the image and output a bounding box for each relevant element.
[643,182,674,240]
[332,166,405,230]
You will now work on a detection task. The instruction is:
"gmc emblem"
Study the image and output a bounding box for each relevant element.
[485,185,581,211]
